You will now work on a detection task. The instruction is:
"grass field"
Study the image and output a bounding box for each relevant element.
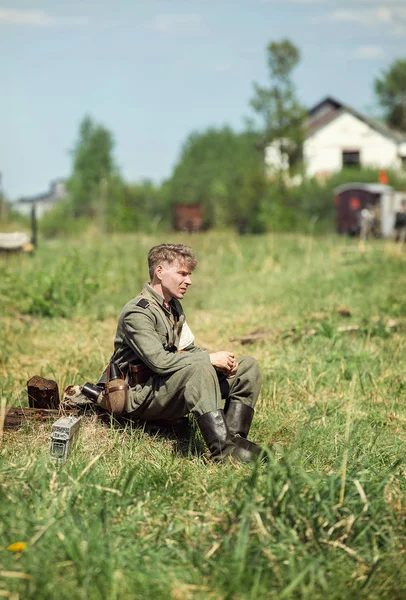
[0,231,405,600]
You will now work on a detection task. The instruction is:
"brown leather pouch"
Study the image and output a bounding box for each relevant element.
[129,364,154,386]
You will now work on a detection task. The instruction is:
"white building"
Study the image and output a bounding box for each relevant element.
[265,96,406,180]
[13,179,68,219]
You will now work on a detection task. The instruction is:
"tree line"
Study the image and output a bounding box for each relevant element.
[4,41,406,235]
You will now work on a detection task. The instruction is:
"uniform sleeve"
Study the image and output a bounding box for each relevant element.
[182,342,204,353]
[123,309,210,375]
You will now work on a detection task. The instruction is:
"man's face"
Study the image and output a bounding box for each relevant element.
[157,259,192,301]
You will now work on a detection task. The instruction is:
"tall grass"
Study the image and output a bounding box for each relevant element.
[0,232,405,599]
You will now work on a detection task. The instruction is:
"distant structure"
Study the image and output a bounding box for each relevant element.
[334,182,406,237]
[265,96,406,180]
[173,203,204,232]
[13,179,68,219]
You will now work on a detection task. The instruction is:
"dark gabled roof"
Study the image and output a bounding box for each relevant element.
[18,179,67,205]
[307,96,406,144]
[18,193,57,204]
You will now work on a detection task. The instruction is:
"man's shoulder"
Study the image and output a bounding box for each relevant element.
[134,297,151,309]
[119,295,154,318]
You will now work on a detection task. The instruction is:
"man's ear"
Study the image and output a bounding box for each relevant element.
[155,264,163,281]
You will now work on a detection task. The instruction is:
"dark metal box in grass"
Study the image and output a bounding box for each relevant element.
[50,415,82,461]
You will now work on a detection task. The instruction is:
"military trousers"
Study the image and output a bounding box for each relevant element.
[128,355,262,421]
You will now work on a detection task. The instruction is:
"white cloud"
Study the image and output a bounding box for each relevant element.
[0,8,88,27]
[329,7,391,25]
[151,13,206,34]
[352,45,385,59]
[323,6,406,36]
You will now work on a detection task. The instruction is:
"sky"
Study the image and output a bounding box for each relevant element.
[1,0,405,201]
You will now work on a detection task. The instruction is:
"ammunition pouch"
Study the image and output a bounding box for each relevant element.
[129,364,154,386]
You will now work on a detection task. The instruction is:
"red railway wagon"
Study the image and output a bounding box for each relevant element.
[334,183,392,235]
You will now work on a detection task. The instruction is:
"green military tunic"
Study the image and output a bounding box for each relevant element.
[100,283,262,420]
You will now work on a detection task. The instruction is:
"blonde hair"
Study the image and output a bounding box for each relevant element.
[147,244,197,279]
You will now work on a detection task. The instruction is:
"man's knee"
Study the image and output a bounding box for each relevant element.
[183,361,221,415]
[238,356,262,383]
[181,360,218,390]
[184,360,215,377]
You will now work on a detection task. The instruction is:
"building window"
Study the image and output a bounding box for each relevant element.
[342,150,360,168]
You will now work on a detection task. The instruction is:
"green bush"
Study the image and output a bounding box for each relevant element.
[0,248,100,318]
[40,199,90,238]
[25,252,100,317]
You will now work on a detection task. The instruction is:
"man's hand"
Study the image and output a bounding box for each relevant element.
[209,351,238,376]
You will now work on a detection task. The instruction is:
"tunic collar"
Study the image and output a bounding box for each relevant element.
[141,283,173,314]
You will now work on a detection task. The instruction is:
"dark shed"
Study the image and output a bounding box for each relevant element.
[173,204,204,232]
[334,183,392,235]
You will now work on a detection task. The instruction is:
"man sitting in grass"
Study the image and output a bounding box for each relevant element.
[83,243,263,463]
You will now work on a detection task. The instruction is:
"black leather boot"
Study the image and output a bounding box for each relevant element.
[225,400,254,438]
[196,409,257,463]
[225,400,264,458]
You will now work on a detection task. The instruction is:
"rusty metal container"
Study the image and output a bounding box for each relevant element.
[173,204,203,232]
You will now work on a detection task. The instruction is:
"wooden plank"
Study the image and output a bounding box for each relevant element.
[3,407,77,429]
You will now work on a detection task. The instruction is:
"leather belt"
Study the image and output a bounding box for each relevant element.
[129,364,154,385]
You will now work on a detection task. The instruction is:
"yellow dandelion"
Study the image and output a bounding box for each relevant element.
[7,542,27,552]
